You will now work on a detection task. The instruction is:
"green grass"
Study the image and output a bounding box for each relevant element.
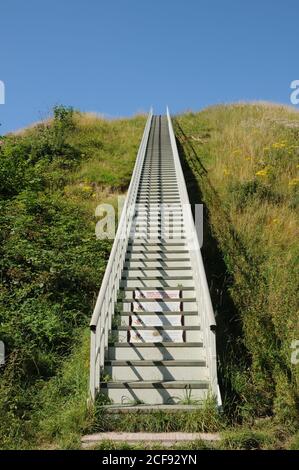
[0,106,145,449]
[90,439,214,450]
[33,330,92,450]
[1,103,298,450]
[175,102,299,427]
[70,112,146,191]
[93,395,223,434]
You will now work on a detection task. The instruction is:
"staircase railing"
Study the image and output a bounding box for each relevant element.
[89,110,153,401]
[166,108,221,406]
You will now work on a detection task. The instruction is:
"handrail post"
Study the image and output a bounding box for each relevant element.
[89,328,96,402]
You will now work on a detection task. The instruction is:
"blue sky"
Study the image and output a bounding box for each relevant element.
[0,0,298,133]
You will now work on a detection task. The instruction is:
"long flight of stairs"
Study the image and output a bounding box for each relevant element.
[100,115,210,407]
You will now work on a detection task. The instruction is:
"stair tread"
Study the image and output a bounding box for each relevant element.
[99,404,206,413]
[125,257,190,261]
[104,360,205,365]
[123,266,191,270]
[119,282,195,286]
[120,297,196,302]
[117,311,198,315]
[115,326,200,330]
[127,251,189,254]
[109,342,203,347]
[127,241,186,245]
[100,380,209,389]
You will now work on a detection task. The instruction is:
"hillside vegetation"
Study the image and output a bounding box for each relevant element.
[0,103,298,450]
[175,103,299,427]
[0,107,146,448]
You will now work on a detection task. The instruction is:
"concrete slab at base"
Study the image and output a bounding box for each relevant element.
[81,431,221,448]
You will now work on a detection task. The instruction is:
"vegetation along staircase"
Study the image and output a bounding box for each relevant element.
[89,109,221,409]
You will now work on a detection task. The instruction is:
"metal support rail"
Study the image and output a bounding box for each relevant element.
[166,108,221,406]
[89,110,153,401]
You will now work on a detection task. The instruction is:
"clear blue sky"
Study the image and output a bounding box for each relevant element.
[0,0,298,133]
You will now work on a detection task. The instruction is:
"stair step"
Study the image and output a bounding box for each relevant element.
[101,380,208,388]
[136,201,181,204]
[98,405,210,413]
[131,233,186,238]
[104,360,207,381]
[113,327,202,343]
[131,231,185,236]
[121,274,193,279]
[133,220,184,225]
[124,261,190,268]
[119,300,198,312]
[120,280,194,289]
[126,253,190,260]
[120,297,196,302]
[122,269,192,277]
[126,245,187,250]
[117,325,200,330]
[100,380,209,405]
[127,248,189,254]
[136,203,182,207]
[134,214,183,218]
[133,221,184,226]
[127,252,189,258]
[118,313,199,326]
[122,268,191,273]
[105,360,204,366]
[137,190,179,194]
[121,293,195,301]
[107,343,204,360]
[137,196,180,199]
[127,240,186,246]
[134,210,183,215]
[117,311,198,315]
[141,173,176,176]
[138,187,179,190]
[120,287,194,294]
[137,193,180,197]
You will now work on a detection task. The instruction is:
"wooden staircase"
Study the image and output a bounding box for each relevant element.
[91,114,220,408]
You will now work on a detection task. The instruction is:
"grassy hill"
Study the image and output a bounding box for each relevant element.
[175,103,299,436]
[0,107,146,448]
[0,104,298,449]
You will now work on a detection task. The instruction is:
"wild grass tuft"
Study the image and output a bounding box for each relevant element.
[175,103,299,427]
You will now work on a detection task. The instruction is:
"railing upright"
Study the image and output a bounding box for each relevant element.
[166,107,221,406]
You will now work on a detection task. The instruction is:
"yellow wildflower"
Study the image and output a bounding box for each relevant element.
[256,168,268,177]
[288,178,299,187]
[82,184,92,192]
[272,142,286,149]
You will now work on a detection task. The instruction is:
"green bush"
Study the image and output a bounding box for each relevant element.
[0,106,145,449]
